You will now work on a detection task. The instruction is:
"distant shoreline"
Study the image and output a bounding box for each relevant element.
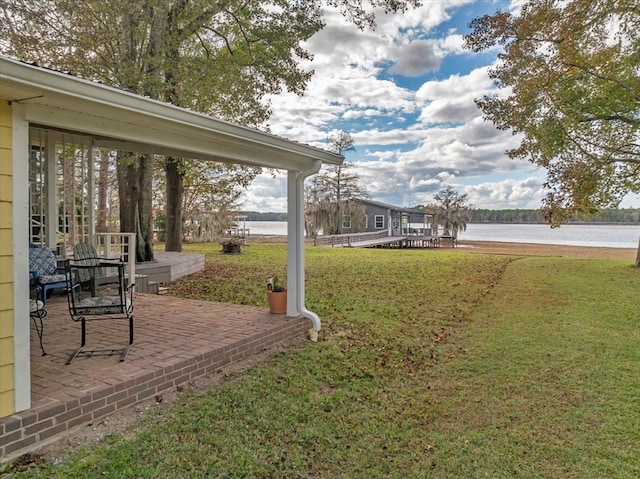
[466,221,640,226]
[244,220,640,226]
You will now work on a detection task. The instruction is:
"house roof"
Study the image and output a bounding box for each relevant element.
[0,56,343,171]
[358,198,429,216]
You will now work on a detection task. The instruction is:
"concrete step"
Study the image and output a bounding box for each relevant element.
[145,281,160,295]
[133,274,159,294]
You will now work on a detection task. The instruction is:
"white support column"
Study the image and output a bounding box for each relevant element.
[12,104,31,412]
[286,171,300,317]
[286,163,322,336]
[88,140,95,239]
[46,135,56,249]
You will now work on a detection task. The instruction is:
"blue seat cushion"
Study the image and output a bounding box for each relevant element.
[29,246,57,277]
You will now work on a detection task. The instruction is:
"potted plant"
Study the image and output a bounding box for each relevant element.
[267,276,287,314]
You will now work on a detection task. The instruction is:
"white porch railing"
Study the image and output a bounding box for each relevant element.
[95,233,136,282]
[313,230,390,247]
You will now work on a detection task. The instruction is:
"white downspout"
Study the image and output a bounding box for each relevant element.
[287,160,322,340]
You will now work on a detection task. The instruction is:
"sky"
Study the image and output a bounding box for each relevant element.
[241,0,640,213]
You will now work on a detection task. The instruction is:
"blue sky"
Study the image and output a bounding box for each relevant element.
[243,0,640,212]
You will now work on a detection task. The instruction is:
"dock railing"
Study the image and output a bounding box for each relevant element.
[313,230,390,247]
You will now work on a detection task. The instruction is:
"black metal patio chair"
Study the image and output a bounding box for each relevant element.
[64,259,135,365]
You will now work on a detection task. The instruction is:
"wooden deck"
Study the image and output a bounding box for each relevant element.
[1,293,311,462]
[134,251,205,293]
[352,236,456,248]
[136,251,205,283]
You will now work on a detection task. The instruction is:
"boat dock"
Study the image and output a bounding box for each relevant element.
[314,231,456,248]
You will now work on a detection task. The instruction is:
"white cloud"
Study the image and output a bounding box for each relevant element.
[241,173,289,212]
[439,32,467,54]
[465,177,545,209]
[388,40,442,76]
[371,0,476,37]
[416,67,493,102]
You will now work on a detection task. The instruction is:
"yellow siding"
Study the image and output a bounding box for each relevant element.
[0,100,14,417]
[0,228,11,256]
[0,283,13,311]
[0,147,10,175]
[0,255,12,284]
[0,337,14,416]
[0,392,13,417]
[0,337,13,367]
[0,174,11,199]
[0,309,12,338]
[0,366,14,417]
[0,126,11,149]
[0,201,12,228]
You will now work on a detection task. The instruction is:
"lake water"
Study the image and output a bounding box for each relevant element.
[245,221,640,249]
[457,223,640,248]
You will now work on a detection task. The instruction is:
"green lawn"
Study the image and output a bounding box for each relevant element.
[7,244,640,478]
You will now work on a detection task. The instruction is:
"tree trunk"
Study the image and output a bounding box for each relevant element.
[635,234,640,267]
[138,154,154,262]
[162,6,185,253]
[164,157,183,252]
[96,149,109,233]
[117,152,154,263]
[117,153,137,234]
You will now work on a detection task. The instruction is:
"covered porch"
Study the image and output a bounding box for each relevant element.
[1,293,310,459]
[1,55,344,449]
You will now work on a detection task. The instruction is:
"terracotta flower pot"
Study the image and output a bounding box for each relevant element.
[267,290,287,314]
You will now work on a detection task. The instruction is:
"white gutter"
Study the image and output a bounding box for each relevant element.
[287,160,323,340]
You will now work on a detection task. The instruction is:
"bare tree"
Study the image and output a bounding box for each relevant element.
[305,131,368,235]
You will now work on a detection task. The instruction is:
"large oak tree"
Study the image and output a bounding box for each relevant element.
[464,0,640,265]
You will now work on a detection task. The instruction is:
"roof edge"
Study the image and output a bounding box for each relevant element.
[0,56,344,165]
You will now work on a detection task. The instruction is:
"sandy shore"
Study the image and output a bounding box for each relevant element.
[249,235,637,261]
[455,240,637,260]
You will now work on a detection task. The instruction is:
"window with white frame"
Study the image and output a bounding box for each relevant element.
[364,215,368,229]
[342,215,351,229]
[375,215,384,229]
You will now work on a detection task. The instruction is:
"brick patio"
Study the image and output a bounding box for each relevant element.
[1,293,311,460]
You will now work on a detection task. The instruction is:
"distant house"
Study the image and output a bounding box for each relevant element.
[341,199,433,236]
